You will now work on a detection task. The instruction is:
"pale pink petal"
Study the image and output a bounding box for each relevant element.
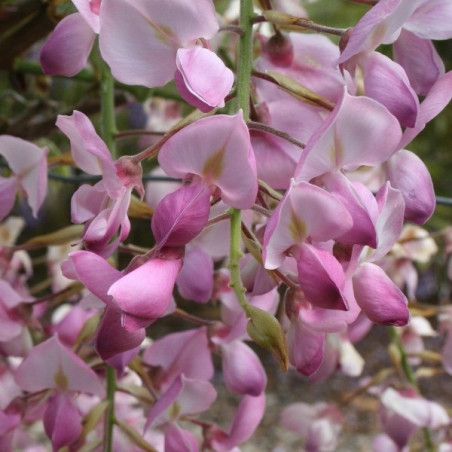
[99,0,177,87]
[0,177,20,222]
[404,0,452,40]
[175,47,234,112]
[353,263,410,326]
[95,306,145,360]
[372,434,401,452]
[71,183,107,224]
[393,30,445,95]
[221,340,267,396]
[56,111,117,188]
[295,90,402,182]
[158,112,258,209]
[338,0,423,63]
[298,244,349,311]
[40,13,96,76]
[370,182,405,262]
[142,327,213,390]
[385,149,435,224]
[108,258,182,331]
[263,179,353,269]
[287,320,325,376]
[360,52,419,127]
[72,0,100,32]
[15,335,105,396]
[151,183,211,248]
[0,135,48,218]
[176,246,213,303]
[44,393,82,451]
[400,71,452,149]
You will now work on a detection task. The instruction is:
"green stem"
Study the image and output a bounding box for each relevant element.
[99,50,117,452]
[229,208,251,316]
[104,365,116,452]
[234,0,254,121]
[100,61,117,158]
[228,0,255,318]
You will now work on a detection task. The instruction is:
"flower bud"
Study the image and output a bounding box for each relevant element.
[263,33,294,67]
[246,305,289,371]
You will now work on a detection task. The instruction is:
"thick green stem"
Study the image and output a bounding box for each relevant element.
[104,365,116,452]
[100,61,117,158]
[228,0,254,317]
[99,53,117,452]
[229,208,251,315]
[234,0,254,121]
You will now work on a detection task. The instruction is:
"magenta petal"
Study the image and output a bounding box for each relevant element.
[95,306,145,360]
[176,246,213,303]
[158,112,258,209]
[297,244,349,311]
[353,263,410,326]
[152,183,211,248]
[287,320,325,376]
[221,340,267,396]
[44,393,82,451]
[108,258,182,331]
[385,149,435,224]
[175,47,234,112]
[0,177,19,222]
[40,13,96,76]
[63,250,122,305]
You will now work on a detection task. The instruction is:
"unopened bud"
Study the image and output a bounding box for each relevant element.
[246,305,289,371]
[263,33,294,67]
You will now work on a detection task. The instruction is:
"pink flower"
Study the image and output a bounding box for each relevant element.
[57,110,143,256]
[158,112,258,209]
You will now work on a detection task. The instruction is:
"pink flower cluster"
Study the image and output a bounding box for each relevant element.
[1,0,452,450]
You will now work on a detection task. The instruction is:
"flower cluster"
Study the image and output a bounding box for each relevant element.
[0,0,452,450]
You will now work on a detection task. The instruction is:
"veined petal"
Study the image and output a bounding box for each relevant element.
[158,112,258,209]
[40,13,96,76]
[295,90,402,182]
[99,0,177,87]
[263,180,352,269]
[152,183,211,248]
[15,335,105,396]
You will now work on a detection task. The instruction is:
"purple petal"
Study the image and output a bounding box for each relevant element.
[297,244,349,311]
[152,183,211,248]
[353,263,410,326]
[40,13,96,76]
